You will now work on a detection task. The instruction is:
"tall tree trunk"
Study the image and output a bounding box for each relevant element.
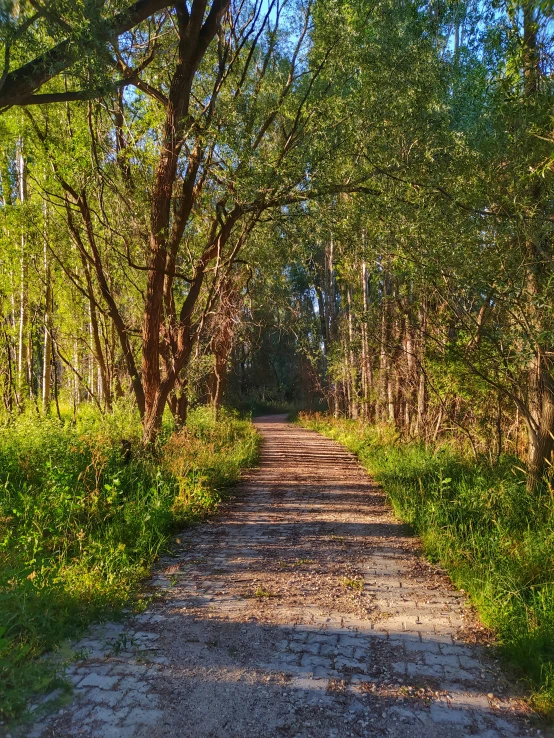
[88,311,96,403]
[314,280,327,357]
[325,236,339,416]
[360,259,374,422]
[416,371,426,436]
[68,216,116,412]
[16,140,29,405]
[415,303,427,436]
[140,0,230,444]
[521,4,554,491]
[404,305,417,434]
[52,343,62,421]
[73,340,80,409]
[83,267,111,411]
[42,242,53,413]
[379,274,391,422]
[347,286,358,419]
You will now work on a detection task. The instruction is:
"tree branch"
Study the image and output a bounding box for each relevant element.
[0,0,174,109]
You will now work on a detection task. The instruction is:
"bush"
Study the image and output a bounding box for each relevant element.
[298,412,554,717]
[0,404,258,720]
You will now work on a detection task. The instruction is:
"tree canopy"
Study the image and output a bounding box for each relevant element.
[1,0,553,487]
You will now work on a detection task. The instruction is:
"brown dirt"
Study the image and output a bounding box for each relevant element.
[20,416,545,738]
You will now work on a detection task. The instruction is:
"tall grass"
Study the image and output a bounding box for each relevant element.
[0,404,258,721]
[298,413,554,717]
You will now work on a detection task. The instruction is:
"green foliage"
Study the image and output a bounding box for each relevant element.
[299,413,554,717]
[0,405,258,721]
[2,0,554,720]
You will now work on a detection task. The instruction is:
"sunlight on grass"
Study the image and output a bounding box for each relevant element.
[0,403,259,720]
[298,412,554,718]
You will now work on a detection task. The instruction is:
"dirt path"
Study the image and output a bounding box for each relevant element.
[22,416,538,738]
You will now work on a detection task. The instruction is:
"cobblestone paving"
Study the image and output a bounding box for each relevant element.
[18,416,542,738]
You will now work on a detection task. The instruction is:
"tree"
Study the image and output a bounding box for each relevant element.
[12,0,354,441]
[0,0,175,108]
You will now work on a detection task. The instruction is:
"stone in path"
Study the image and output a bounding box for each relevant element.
[17,416,540,738]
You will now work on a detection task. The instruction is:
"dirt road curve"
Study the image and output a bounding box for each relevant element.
[23,416,536,738]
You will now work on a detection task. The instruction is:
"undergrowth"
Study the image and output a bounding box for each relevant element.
[0,403,258,721]
[298,412,554,718]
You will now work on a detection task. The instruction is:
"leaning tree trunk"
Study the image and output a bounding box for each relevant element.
[81,254,112,411]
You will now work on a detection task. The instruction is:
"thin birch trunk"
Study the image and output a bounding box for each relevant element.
[347,286,358,419]
[42,243,53,412]
[16,140,29,405]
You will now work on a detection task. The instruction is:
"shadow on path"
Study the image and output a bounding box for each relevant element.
[24,416,539,738]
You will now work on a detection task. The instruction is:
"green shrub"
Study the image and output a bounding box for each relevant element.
[0,404,258,720]
[298,412,554,717]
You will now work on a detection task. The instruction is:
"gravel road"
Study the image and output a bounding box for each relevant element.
[21,416,539,738]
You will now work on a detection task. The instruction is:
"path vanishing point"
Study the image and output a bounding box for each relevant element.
[21,416,538,738]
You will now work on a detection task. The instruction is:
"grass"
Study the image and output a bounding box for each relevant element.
[0,403,258,721]
[298,412,554,718]
[341,577,364,590]
[254,585,274,598]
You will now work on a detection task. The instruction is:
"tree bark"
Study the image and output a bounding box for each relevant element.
[81,254,112,411]
[169,376,188,427]
[141,0,230,443]
[16,141,30,405]
[42,243,53,413]
[520,4,554,491]
[526,350,554,492]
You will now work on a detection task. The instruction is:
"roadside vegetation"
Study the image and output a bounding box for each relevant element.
[2,0,554,727]
[298,413,554,717]
[0,405,258,721]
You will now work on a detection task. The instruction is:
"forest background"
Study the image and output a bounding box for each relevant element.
[1,0,554,726]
